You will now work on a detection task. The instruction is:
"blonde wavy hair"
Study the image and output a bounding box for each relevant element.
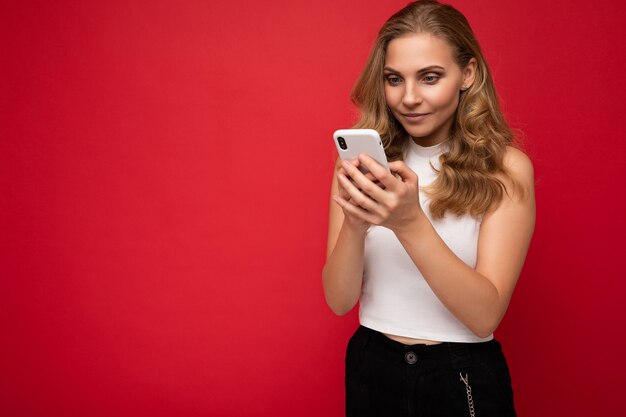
[350,0,521,219]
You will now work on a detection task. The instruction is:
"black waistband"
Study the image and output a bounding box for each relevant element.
[358,325,501,370]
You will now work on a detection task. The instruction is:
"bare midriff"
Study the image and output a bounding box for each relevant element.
[383,332,443,346]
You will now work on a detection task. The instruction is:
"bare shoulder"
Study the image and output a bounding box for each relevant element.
[503,146,533,180]
[499,146,535,202]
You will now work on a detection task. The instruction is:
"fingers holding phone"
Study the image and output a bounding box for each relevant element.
[333,129,388,193]
[332,129,390,229]
[336,158,384,203]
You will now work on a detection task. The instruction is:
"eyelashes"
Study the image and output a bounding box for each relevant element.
[385,76,403,86]
[384,74,442,86]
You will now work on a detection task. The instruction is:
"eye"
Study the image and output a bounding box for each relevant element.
[423,74,441,84]
[385,75,402,86]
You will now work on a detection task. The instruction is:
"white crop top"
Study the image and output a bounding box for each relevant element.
[359,139,493,343]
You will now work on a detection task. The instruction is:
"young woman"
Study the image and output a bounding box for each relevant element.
[322,1,535,416]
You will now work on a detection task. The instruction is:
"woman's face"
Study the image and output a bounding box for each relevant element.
[384,33,476,146]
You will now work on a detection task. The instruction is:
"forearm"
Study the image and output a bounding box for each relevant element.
[394,215,502,338]
[322,222,367,316]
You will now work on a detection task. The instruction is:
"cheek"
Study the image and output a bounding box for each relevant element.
[384,86,399,108]
[424,84,459,109]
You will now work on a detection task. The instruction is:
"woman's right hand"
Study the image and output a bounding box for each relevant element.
[335,158,382,233]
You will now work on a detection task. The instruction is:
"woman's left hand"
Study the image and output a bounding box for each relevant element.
[333,153,424,232]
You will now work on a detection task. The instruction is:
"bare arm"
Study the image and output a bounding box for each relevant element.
[322,158,370,316]
[333,148,536,337]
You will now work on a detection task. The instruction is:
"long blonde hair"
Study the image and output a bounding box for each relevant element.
[351,0,521,218]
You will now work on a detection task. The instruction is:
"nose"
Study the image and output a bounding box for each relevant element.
[402,80,422,107]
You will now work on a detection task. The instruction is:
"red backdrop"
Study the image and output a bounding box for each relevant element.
[2,0,625,415]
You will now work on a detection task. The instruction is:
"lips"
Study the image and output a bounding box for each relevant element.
[402,112,430,122]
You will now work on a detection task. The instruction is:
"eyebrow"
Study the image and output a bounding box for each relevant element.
[383,65,445,74]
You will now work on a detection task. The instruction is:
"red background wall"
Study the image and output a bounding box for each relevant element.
[2,0,625,415]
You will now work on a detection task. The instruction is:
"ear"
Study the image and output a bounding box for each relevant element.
[461,57,478,90]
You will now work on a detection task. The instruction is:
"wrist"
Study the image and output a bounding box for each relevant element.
[342,220,369,239]
[392,211,430,240]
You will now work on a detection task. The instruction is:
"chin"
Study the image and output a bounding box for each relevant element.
[402,125,433,138]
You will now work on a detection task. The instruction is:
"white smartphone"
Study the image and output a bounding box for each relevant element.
[333,129,390,175]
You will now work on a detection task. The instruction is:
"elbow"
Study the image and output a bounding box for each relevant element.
[473,327,495,339]
[470,317,502,339]
[333,306,354,316]
[325,296,356,316]
[322,267,359,316]
[468,291,507,338]
[328,305,348,316]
